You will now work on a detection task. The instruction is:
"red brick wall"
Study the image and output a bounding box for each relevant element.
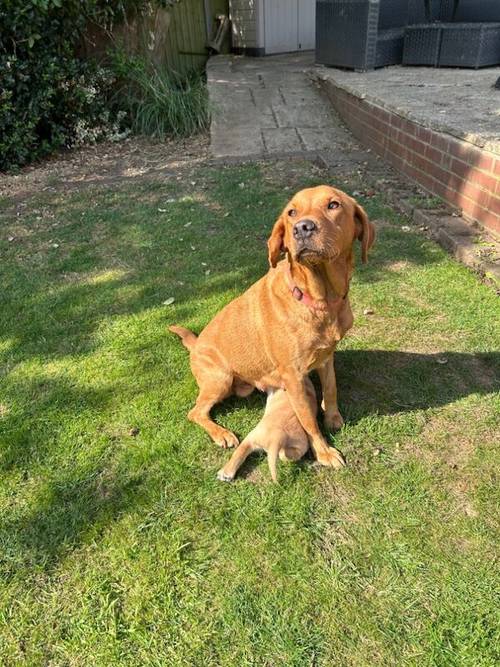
[325,85,500,236]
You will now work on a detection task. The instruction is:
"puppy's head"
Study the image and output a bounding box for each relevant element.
[267,185,375,267]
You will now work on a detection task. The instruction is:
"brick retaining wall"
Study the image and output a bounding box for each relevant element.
[321,83,500,236]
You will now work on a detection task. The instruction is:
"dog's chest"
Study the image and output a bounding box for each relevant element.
[303,319,342,370]
[307,346,333,370]
[306,308,352,371]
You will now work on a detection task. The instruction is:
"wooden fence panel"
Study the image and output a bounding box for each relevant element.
[164,0,209,74]
[82,1,229,75]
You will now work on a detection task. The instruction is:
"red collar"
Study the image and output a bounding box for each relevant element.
[284,264,346,312]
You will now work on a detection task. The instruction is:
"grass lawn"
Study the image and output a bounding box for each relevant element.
[0,159,499,666]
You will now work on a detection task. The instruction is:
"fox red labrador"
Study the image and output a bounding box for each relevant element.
[170,185,375,468]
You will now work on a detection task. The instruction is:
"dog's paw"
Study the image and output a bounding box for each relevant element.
[316,446,346,469]
[213,427,239,449]
[217,468,234,482]
[324,411,344,432]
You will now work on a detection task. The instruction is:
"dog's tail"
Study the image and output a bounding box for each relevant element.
[168,325,197,351]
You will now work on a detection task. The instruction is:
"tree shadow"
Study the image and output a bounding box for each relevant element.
[0,376,117,474]
[334,349,499,423]
[209,348,498,480]
[1,167,495,573]
[1,168,442,374]
[1,452,145,576]
[0,372,148,574]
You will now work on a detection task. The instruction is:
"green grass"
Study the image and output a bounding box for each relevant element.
[0,160,499,666]
[407,195,445,210]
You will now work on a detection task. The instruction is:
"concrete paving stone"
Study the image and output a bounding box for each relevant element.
[211,104,256,120]
[207,54,231,74]
[251,88,284,110]
[436,216,478,237]
[210,95,255,116]
[280,88,320,105]
[213,113,254,131]
[211,85,253,100]
[258,111,279,129]
[438,229,480,266]
[273,104,335,129]
[225,105,277,129]
[212,105,261,125]
[228,75,261,87]
[207,53,350,158]
[262,128,303,153]
[211,127,264,158]
[297,127,349,151]
[258,75,311,90]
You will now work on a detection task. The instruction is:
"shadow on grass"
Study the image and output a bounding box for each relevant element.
[0,377,117,473]
[0,264,267,365]
[1,455,145,577]
[3,348,496,571]
[213,349,498,429]
[0,183,441,369]
[335,349,499,423]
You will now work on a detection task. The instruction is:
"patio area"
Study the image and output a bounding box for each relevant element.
[314,64,500,236]
[208,53,499,238]
[314,66,499,153]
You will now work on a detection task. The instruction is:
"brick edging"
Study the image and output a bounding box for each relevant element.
[317,76,500,237]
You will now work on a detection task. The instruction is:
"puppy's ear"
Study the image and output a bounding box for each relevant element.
[354,203,375,263]
[267,215,286,268]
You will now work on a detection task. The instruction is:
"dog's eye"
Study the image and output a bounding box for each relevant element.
[288,209,297,217]
[328,201,340,210]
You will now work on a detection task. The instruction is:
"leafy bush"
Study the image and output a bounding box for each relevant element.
[1,2,105,169]
[110,51,210,139]
[0,1,177,171]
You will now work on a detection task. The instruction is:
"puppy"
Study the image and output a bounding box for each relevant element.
[217,378,317,483]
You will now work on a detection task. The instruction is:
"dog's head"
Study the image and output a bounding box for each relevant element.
[267,185,375,268]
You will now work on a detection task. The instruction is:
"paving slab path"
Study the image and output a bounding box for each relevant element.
[207,52,351,159]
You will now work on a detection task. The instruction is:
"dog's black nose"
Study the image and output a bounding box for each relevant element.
[293,219,317,240]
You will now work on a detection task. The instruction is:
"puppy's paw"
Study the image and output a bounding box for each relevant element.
[217,468,235,482]
[316,446,346,469]
[324,411,344,432]
[213,427,239,449]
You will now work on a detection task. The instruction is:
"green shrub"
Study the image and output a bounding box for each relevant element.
[110,51,210,139]
[0,1,177,171]
[1,2,108,169]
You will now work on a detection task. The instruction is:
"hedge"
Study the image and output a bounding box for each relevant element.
[0,1,175,171]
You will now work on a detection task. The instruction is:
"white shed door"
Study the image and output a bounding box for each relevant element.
[264,0,315,54]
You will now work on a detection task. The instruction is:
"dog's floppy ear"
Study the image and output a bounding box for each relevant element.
[354,202,375,263]
[267,215,286,268]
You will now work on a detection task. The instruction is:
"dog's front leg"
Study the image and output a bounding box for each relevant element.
[318,354,344,431]
[282,371,345,469]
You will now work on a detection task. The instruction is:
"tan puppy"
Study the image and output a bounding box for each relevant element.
[170,185,375,469]
[217,379,317,483]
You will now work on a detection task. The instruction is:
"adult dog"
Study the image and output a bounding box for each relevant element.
[170,185,375,468]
